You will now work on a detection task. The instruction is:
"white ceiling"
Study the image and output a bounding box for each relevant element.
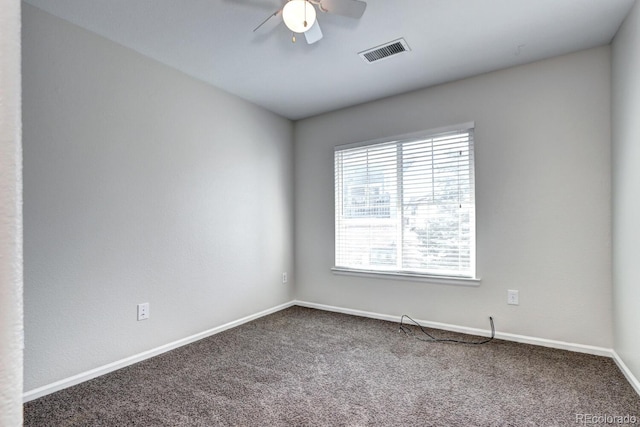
[24,0,636,120]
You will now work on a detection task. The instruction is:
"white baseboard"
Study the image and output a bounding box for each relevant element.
[25,300,637,402]
[293,300,614,358]
[612,350,640,397]
[23,300,296,403]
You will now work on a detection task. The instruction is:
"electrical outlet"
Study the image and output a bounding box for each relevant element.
[137,302,150,321]
[282,272,288,284]
[507,290,519,305]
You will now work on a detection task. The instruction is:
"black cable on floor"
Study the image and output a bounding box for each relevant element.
[399,314,495,345]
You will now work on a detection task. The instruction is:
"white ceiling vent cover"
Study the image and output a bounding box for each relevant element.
[359,38,411,63]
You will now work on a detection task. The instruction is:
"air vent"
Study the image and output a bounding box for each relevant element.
[359,38,411,63]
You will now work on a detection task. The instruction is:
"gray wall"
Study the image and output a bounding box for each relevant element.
[612,0,640,385]
[295,47,613,348]
[0,0,23,423]
[23,4,294,392]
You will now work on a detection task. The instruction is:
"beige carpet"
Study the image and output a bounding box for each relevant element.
[24,306,640,426]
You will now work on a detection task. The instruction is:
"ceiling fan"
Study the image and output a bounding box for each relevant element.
[253,0,367,44]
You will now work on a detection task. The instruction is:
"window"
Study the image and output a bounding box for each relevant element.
[334,125,476,279]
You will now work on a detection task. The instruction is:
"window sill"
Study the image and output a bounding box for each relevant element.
[331,267,481,286]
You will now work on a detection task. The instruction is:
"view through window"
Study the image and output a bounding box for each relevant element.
[334,127,476,278]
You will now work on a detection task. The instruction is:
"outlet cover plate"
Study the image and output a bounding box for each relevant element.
[137,302,150,320]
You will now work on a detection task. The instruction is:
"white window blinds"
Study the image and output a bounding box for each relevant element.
[334,127,475,278]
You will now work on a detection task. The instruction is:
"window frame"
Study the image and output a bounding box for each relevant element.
[333,123,480,284]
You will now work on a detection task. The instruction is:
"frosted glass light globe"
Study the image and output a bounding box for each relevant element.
[282,0,316,33]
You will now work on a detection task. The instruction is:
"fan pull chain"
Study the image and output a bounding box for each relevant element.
[304,0,308,28]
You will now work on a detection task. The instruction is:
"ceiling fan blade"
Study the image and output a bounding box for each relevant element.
[304,20,323,44]
[319,0,366,18]
[253,9,283,33]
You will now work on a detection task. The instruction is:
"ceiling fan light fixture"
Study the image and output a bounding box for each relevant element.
[282,0,316,33]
